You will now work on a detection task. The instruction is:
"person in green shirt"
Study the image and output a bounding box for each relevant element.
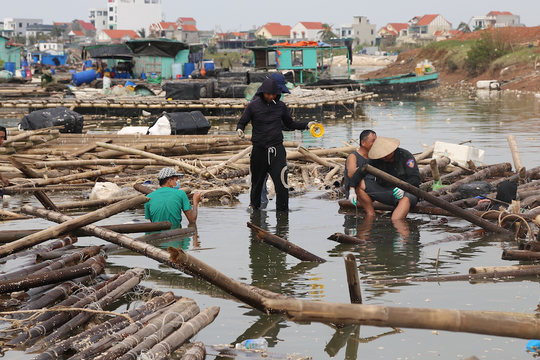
[221,51,232,71]
[145,167,201,229]
[41,69,57,88]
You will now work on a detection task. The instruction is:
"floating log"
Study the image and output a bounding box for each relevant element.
[0,236,76,264]
[418,156,450,179]
[298,146,334,168]
[421,229,487,247]
[34,189,62,212]
[32,158,166,169]
[140,306,220,360]
[469,265,540,274]
[262,298,540,339]
[414,143,435,161]
[3,183,95,194]
[520,242,540,252]
[0,195,149,258]
[362,164,513,235]
[501,249,540,261]
[247,222,326,262]
[8,155,41,178]
[2,127,60,146]
[344,253,362,304]
[328,233,368,245]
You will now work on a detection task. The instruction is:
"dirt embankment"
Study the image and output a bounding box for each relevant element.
[361,26,540,92]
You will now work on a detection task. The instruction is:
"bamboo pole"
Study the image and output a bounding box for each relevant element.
[507,135,523,173]
[501,249,540,261]
[263,298,540,339]
[0,195,149,258]
[362,164,513,235]
[33,189,62,212]
[95,142,202,174]
[327,233,368,245]
[180,342,206,360]
[414,143,435,161]
[69,138,111,157]
[202,145,252,177]
[469,265,540,274]
[421,229,486,247]
[2,127,61,146]
[0,236,77,265]
[247,222,327,262]
[344,253,362,304]
[32,158,166,169]
[8,156,41,178]
[298,146,334,168]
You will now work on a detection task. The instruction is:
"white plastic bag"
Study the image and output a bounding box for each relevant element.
[117,126,149,135]
[147,115,172,135]
[89,182,121,200]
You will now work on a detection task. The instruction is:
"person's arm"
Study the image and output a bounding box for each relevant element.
[346,153,358,179]
[0,173,10,186]
[236,104,253,131]
[402,154,421,187]
[184,192,201,224]
[280,105,309,130]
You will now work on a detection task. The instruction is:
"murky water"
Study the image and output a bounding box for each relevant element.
[1,89,540,359]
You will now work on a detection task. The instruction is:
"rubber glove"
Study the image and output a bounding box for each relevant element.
[236,129,245,140]
[348,193,357,206]
[307,121,317,130]
[393,187,404,200]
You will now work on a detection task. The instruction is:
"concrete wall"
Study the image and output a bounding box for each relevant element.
[290,24,320,41]
[107,0,162,31]
[3,18,43,37]
[351,16,376,46]
[89,8,109,33]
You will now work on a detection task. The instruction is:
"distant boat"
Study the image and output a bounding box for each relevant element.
[357,72,440,94]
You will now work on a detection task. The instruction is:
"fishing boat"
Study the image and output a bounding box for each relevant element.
[356,71,440,94]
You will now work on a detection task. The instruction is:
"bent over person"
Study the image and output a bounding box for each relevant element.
[236,77,315,211]
[145,167,201,228]
[348,137,420,219]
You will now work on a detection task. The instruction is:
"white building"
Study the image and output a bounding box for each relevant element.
[3,18,43,37]
[39,42,64,54]
[471,11,524,29]
[351,16,376,47]
[105,0,162,31]
[89,8,109,33]
[290,22,325,41]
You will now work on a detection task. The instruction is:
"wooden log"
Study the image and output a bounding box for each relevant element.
[0,195,149,258]
[3,183,95,194]
[262,298,540,339]
[8,156,41,178]
[236,145,357,165]
[469,265,540,274]
[0,236,77,265]
[362,164,513,235]
[507,135,523,173]
[32,158,165,169]
[55,195,133,210]
[2,127,61,146]
[0,221,171,243]
[33,189,62,212]
[0,208,28,219]
[324,165,343,185]
[419,168,469,191]
[180,342,206,360]
[23,206,274,313]
[0,256,105,294]
[34,292,177,360]
[522,242,540,252]
[247,222,326,262]
[344,253,362,304]
[414,143,435,161]
[298,146,334,168]
[501,249,540,261]
[215,167,250,179]
[327,233,368,245]
[95,142,202,174]
[202,145,252,177]
[140,306,220,360]
[69,138,111,157]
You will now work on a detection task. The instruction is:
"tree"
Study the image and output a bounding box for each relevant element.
[137,27,146,38]
[51,25,64,41]
[255,34,268,46]
[465,29,510,74]
[457,22,471,33]
[318,23,336,43]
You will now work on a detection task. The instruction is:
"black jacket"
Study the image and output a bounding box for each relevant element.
[236,78,308,148]
[350,148,421,188]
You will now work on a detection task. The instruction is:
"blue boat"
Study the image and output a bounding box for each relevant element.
[357,72,440,94]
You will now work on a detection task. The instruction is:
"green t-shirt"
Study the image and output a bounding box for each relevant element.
[145,187,192,229]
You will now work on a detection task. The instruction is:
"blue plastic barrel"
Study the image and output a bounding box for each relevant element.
[184,62,195,77]
[72,69,96,86]
[204,61,215,71]
[85,60,92,68]
[4,62,16,75]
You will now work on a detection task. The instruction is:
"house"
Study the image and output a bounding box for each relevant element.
[471,11,524,29]
[216,31,256,52]
[105,0,161,31]
[3,18,43,37]
[89,8,109,33]
[350,16,376,46]
[290,22,325,41]
[97,29,140,43]
[434,29,462,41]
[0,35,22,70]
[38,42,65,54]
[408,14,451,39]
[255,23,292,39]
[378,23,408,38]
[179,24,199,44]
[65,20,97,40]
[149,22,179,39]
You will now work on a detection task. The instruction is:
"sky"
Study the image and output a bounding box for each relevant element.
[3,0,537,32]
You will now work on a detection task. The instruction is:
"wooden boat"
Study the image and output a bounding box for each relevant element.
[357,72,440,94]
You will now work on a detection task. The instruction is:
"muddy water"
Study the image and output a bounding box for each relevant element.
[1,90,540,359]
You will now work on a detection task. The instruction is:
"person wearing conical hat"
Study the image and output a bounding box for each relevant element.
[348,137,420,219]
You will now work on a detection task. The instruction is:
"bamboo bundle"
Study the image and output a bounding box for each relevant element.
[0,236,76,265]
[8,166,124,189]
[180,342,206,360]
[138,306,220,360]
[263,298,540,339]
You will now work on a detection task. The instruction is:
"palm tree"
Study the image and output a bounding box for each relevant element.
[137,28,146,39]
[318,23,336,43]
[51,25,64,41]
[457,22,471,33]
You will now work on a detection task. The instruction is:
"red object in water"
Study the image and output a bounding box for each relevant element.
[176,74,182,79]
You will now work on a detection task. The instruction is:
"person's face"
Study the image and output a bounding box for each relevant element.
[361,133,377,151]
[0,131,5,146]
[263,92,277,103]
[381,151,395,162]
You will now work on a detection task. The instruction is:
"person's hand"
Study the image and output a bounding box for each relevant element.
[236,129,245,140]
[1,177,10,186]
[192,191,201,205]
[393,187,404,200]
[307,121,317,130]
[348,193,357,206]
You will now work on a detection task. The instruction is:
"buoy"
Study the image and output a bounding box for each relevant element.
[310,124,324,138]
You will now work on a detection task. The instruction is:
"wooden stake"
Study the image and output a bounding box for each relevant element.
[344,253,362,304]
[507,134,523,173]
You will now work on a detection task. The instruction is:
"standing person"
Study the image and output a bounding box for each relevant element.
[236,77,316,211]
[0,126,11,198]
[221,51,232,71]
[344,130,376,205]
[145,167,201,229]
[348,137,420,220]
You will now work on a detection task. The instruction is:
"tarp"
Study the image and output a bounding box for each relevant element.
[273,41,319,47]
[126,39,188,58]
[83,44,136,60]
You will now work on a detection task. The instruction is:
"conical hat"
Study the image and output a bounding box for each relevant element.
[368,137,400,159]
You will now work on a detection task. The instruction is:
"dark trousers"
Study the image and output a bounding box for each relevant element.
[250,144,289,211]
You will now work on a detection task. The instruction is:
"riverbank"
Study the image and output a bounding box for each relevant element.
[361,26,540,93]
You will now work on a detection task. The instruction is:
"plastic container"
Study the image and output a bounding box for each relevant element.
[235,338,268,350]
[25,68,31,78]
[151,72,157,79]
[141,72,146,80]
[204,60,215,71]
[84,60,93,68]
[171,63,183,79]
[433,141,485,167]
[103,76,111,89]
[125,80,136,91]
[184,62,195,77]
[72,69,96,86]
[4,62,15,75]
[50,68,55,75]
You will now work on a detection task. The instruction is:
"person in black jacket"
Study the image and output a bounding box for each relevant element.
[237,77,315,211]
[348,137,420,219]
